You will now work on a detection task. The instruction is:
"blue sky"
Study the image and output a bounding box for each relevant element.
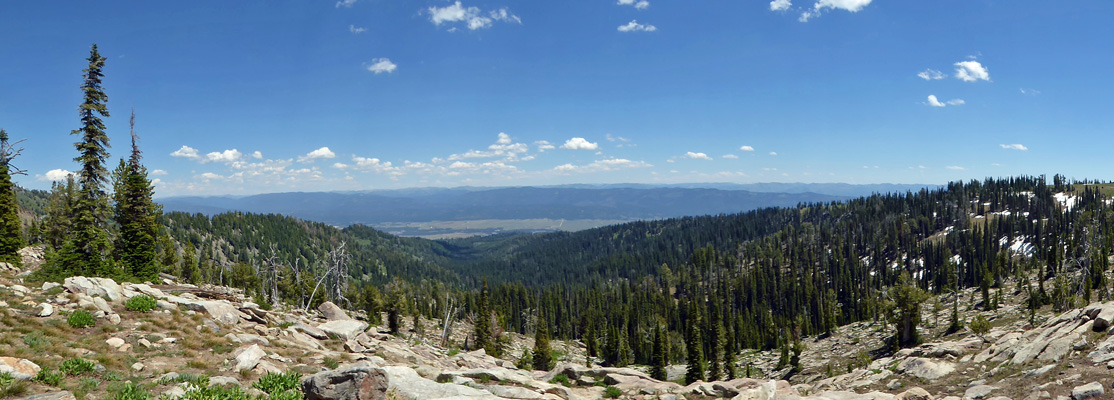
[2,0,1112,196]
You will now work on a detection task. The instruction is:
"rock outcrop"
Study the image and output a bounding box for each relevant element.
[302,362,388,400]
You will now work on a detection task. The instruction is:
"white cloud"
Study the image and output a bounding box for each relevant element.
[553,158,652,173]
[151,169,168,176]
[535,141,556,152]
[428,1,520,31]
[349,25,367,34]
[298,147,337,163]
[38,169,73,182]
[170,145,200,160]
[252,151,263,159]
[946,166,965,170]
[1020,88,1041,96]
[954,60,990,82]
[560,137,599,151]
[617,20,657,32]
[199,172,223,181]
[365,58,397,74]
[769,152,778,156]
[617,0,650,10]
[206,149,242,164]
[917,69,945,80]
[335,0,357,8]
[1000,144,1028,151]
[496,132,512,144]
[926,95,965,108]
[797,0,872,22]
[605,134,631,143]
[740,145,755,152]
[722,154,739,159]
[770,0,792,11]
[683,152,713,161]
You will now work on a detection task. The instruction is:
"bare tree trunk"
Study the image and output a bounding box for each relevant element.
[441,298,456,347]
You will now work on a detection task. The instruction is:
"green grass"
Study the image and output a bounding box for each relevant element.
[548,374,571,386]
[603,385,622,398]
[322,358,339,369]
[23,331,52,348]
[0,371,29,399]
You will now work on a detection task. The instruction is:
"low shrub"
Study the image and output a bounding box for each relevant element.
[125,295,158,313]
[35,367,65,386]
[548,374,570,386]
[68,310,96,328]
[113,382,151,400]
[252,371,302,395]
[603,385,622,398]
[60,358,97,376]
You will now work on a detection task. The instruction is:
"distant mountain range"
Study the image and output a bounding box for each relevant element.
[159,183,935,228]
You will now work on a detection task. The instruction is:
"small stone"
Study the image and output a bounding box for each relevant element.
[208,376,241,387]
[42,282,61,291]
[107,314,121,325]
[1071,382,1104,400]
[93,310,107,318]
[106,338,125,348]
[131,362,144,372]
[138,339,153,348]
[118,343,132,352]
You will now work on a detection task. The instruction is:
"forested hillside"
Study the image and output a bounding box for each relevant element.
[19,173,1114,381]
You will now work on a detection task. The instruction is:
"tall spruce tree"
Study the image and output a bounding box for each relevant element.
[58,44,113,277]
[473,280,493,352]
[531,315,553,371]
[112,111,160,281]
[650,324,668,381]
[0,130,25,265]
[685,304,706,384]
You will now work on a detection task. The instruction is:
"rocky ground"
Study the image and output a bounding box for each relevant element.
[1,246,1112,400]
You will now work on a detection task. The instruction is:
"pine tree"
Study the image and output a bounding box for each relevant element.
[685,303,706,384]
[58,44,113,277]
[885,272,929,348]
[650,325,668,381]
[113,111,160,281]
[707,322,724,381]
[532,317,553,371]
[724,332,738,380]
[0,130,25,266]
[473,280,493,352]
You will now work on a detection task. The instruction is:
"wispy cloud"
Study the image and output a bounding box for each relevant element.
[770,0,792,11]
[617,0,650,10]
[427,1,520,31]
[926,95,964,107]
[335,0,357,8]
[945,166,965,170]
[554,158,652,173]
[1000,144,1028,151]
[617,20,657,32]
[365,58,397,74]
[917,69,945,80]
[683,152,713,161]
[349,25,367,34]
[722,154,739,159]
[535,141,556,152]
[799,0,873,22]
[740,145,755,152]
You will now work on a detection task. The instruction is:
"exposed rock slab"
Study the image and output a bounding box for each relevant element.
[302,361,388,400]
[319,320,369,341]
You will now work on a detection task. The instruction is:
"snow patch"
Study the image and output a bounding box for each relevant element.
[1053,192,1079,210]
